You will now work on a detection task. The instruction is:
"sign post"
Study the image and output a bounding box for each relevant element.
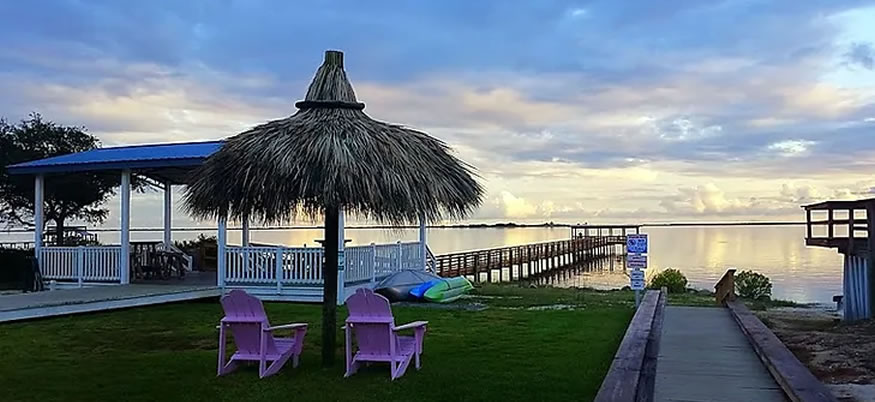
[626,234,649,308]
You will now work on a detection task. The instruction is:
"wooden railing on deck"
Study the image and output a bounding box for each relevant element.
[715,268,736,305]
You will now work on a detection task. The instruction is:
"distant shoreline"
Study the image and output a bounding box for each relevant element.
[1,221,806,233]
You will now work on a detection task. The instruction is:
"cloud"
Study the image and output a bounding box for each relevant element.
[474,191,560,220]
[767,140,816,157]
[844,42,875,70]
[0,66,289,145]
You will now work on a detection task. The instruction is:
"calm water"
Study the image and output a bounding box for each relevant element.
[1,225,843,303]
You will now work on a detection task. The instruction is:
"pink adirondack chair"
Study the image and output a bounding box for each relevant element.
[217,290,308,378]
[344,288,428,380]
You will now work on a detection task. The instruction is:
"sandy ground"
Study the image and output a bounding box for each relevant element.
[758,307,875,401]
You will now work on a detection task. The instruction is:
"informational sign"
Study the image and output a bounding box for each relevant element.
[627,234,648,254]
[338,251,345,271]
[630,269,645,290]
[627,254,648,269]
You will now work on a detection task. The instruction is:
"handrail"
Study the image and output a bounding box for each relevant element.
[714,268,736,305]
[425,246,437,273]
[157,242,193,271]
[435,235,626,258]
[594,289,666,402]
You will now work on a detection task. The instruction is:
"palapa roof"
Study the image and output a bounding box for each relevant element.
[184,50,483,224]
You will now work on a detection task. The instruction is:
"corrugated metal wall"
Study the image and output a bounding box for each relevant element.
[843,254,871,321]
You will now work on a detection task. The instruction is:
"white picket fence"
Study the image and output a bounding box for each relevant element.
[39,246,122,285]
[223,241,424,289]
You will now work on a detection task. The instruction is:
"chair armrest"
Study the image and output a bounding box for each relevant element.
[263,323,308,332]
[393,321,428,331]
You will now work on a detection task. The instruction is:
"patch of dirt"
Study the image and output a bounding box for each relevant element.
[525,304,577,311]
[758,307,875,393]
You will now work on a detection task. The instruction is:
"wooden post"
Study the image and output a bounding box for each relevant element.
[868,204,875,316]
[473,253,481,283]
[396,240,402,271]
[715,269,737,305]
[806,208,812,239]
[163,181,172,248]
[849,208,856,253]
[370,243,377,285]
[486,250,493,283]
[217,216,227,288]
[34,174,44,268]
[77,245,84,288]
[419,214,427,270]
[275,248,283,294]
[120,169,131,285]
[827,208,834,239]
[322,206,340,367]
[508,248,512,281]
[241,215,250,247]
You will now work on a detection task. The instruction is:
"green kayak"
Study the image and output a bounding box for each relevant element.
[423,276,474,303]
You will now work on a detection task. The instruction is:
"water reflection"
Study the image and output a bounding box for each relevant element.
[642,226,841,303]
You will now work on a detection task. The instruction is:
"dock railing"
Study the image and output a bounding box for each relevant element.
[804,199,874,256]
[432,236,627,283]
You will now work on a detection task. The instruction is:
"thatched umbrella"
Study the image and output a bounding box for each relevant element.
[184,50,483,366]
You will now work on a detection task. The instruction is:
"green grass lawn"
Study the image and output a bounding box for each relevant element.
[0,285,633,402]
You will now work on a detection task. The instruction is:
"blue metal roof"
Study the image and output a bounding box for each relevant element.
[6,140,224,175]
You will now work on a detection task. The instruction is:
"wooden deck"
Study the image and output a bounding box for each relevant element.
[0,272,220,323]
[654,306,786,402]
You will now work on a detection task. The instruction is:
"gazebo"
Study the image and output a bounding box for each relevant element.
[6,140,434,302]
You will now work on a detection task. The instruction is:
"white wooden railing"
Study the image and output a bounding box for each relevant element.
[225,246,324,287]
[39,246,122,285]
[223,241,424,289]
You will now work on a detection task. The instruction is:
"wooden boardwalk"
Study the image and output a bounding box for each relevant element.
[654,306,786,402]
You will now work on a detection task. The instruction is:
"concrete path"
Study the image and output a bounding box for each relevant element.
[0,272,219,323]
[654,306,787,402]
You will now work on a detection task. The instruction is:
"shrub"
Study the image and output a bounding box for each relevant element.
[0,249,32,288]
[174,234,216,252]
[648,268,688,293]
[735,270,772,300]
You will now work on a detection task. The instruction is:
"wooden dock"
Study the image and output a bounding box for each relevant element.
[432,235,627,283]
[654,306,785,402]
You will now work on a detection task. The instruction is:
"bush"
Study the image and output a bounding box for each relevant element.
[648,268,688,293]
[0,249,32,289]
[735,270,772,300]
[173,234,216,252]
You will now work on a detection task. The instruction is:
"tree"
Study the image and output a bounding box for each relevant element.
[0,113,117,244]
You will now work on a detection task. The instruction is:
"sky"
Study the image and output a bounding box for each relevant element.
[1,0,875,227]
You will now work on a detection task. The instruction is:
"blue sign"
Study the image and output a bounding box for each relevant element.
[627,234,648,254]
